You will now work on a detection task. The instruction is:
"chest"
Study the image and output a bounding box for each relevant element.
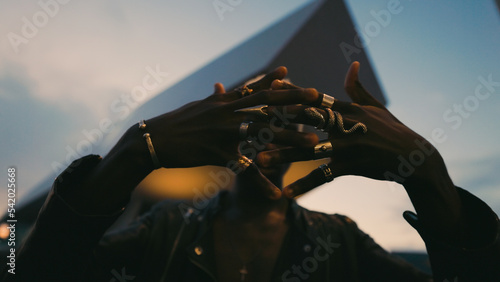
[212,218,290,282]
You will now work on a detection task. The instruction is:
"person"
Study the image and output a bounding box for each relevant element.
[2,62,499,281]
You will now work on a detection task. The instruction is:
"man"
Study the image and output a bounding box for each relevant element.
[3,63,499,281]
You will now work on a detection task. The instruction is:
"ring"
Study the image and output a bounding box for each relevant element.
[324,108,368,134]
[233,155,253,173]
[138,120,161,169]
[318,164,334,182]
[314,141,333,159]
[234,105,268,119]
[320,93,335,108]
[239,121,252,140]
[235,85,253,97]
[304,107,326,129]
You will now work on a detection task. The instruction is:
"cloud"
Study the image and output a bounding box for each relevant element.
[0,62,90,199]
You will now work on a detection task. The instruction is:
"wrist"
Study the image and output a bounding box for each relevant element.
[118,122,158,175]
[401,151,464,243]
[403,151,452,189]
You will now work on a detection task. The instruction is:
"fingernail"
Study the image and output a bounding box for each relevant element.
[271,80,283,89]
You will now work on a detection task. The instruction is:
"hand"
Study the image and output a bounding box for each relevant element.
[133,67,320,199]
[256,62,444,198]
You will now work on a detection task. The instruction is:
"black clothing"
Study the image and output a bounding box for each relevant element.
[3,155,500,281]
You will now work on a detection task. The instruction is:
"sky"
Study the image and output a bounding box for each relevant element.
[1,0,499,251]
[298,0,500,250]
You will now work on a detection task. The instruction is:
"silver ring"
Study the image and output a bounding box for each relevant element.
[239,121,252,140]
[324,108,368,134]
[318,164,334,182]
[139,119,147,130]
[314,141,333,159]
[320,93,335,108]
[304,107,326,129]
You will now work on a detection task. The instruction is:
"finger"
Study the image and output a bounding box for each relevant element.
[271,80,327,107]
[216,67,288,102]
[256,137,361,167]
[213,82,226,94]
[282,165,332,198]
[242,122,318,147]
[271,79,301,90]
[265,105,362,128]
[228,88,320,111]
[344,62,385,108]
[256,147,313,168]
[232,156,282,199]
[246,66,288,92]
[272,80,356,112]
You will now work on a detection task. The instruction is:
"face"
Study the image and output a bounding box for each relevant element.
[254,123,300,188]
[256,143,291,186]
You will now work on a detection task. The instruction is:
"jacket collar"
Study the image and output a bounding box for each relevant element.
[184,190,321,280]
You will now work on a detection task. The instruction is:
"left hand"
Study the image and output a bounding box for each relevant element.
[256,62,444,198]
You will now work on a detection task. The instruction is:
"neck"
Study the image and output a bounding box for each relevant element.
[223,175,288,222]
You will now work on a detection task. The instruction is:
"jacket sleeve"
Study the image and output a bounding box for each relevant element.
[0,155,152,282]
[403,187,500,281]
[335,215,433,281]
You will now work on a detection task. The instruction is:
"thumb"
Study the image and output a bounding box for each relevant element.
[344,61,360,91]
[344,62,385,108]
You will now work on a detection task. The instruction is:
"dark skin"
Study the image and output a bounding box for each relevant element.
[259,62,463,244]
[213,62,464,281]
[213,145,292,282]
[62,66,320,215]
[213,176,290,282]
[62,62,466,281]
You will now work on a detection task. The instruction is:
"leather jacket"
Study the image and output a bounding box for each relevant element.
[3,155,500,281]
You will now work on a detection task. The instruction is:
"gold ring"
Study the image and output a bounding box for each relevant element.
[234,105,268,119]
[236,85,253,97]
[232,155,253,173]
[314,141,333,159]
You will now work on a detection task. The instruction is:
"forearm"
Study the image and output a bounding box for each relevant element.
[402,151,465,244]
[3,124,158,280]
[402,152,500,280]
[61,123,154,215]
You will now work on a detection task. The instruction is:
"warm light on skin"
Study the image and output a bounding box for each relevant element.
[0,223,9,240]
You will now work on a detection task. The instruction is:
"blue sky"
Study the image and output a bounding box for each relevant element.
[345,0,500,198]
[1,0,499,251]
[299,0,500,250]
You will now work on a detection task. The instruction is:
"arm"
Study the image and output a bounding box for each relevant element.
[3,67,323,281]
[257,62,500,280]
